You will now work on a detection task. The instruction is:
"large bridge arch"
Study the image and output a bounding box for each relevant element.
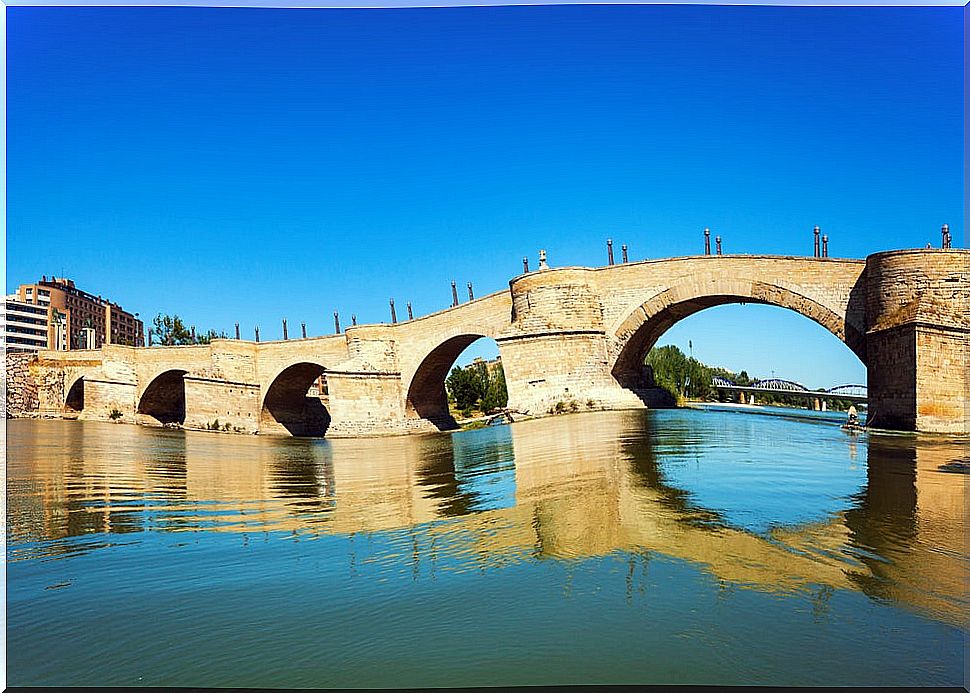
[402,327,504,431]
[608,275,867,391]
[260,361,331,437]
[138,369,189,425]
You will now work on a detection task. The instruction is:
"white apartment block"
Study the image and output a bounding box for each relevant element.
[3,295,51,352]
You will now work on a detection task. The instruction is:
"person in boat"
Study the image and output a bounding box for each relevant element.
[846,405,859,426]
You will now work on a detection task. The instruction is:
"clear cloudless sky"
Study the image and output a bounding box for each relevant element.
[6,5,963,387]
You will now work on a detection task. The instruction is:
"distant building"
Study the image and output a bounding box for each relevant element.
[467,356,503,374]
[2,295,50,352]
[14,276,144,350]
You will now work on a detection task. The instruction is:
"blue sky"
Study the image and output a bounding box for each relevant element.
[5,5,963,388]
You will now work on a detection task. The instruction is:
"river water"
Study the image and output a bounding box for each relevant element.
[5,409,968,687]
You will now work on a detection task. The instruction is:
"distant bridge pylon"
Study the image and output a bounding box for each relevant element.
[711,376,867,403]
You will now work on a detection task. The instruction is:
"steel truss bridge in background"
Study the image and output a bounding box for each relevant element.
[711,377,867,403]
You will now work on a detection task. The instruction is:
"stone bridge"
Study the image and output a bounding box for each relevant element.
[24,248,970,435]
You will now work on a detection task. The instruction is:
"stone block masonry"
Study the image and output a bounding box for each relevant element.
[864,250,969,434]
[8,249,968,436]
[5,352,39,418]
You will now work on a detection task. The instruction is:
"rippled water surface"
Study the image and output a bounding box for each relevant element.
[6,409,968,687]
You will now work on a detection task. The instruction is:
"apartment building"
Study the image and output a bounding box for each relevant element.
[15,276,144,350]
[2,295,50,352]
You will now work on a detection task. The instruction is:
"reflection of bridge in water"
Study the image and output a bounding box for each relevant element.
[7,413,965,627]
[712,377,867,404]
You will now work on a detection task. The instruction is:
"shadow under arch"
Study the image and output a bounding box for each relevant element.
[610,280,868,396]
[405,333,499,431]
[260,362,331,437]
[138,369,188,425]
[64,376,84,414]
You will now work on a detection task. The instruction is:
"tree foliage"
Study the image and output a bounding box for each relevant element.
[150,314,227,346]
[446,365,483,413]
[645,345,740,401]
[482,363,508,413]
[445,360,508,416]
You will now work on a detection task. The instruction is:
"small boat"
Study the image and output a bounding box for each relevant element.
[841,421,866,433]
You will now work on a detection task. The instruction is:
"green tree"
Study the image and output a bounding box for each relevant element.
[645,345,731,401]
[150,314,227,346]
[446,365,484,411]
[482,362,508,412]
[151,314,192,345]
[445,359,508,415]
[196,329,229,344]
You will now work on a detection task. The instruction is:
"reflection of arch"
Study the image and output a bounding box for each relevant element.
[412,433,476,516]
[405,333,492,431]
[610,277,868,390]
[268,438,335,505]
[65,376,84,412]
[138,370,188,425]
[260,362,331,437]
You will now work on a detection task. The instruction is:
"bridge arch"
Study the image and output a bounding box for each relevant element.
[138,369,189,425]
[404,329,504,431]
[64,375,85,413]
[260,362,331,437]
[609,276,867,392]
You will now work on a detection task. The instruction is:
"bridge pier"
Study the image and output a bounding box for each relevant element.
[183,375,260,433]
[502,267,645,415]
[865,250,968,434]
[326,370,415,437]
[323,325,421,437]
[83,378,138,423]
[499,333,645,415]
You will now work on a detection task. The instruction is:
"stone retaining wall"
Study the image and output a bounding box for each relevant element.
[5,352,40,418]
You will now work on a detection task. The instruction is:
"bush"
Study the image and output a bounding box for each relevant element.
[108,408,123,421]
